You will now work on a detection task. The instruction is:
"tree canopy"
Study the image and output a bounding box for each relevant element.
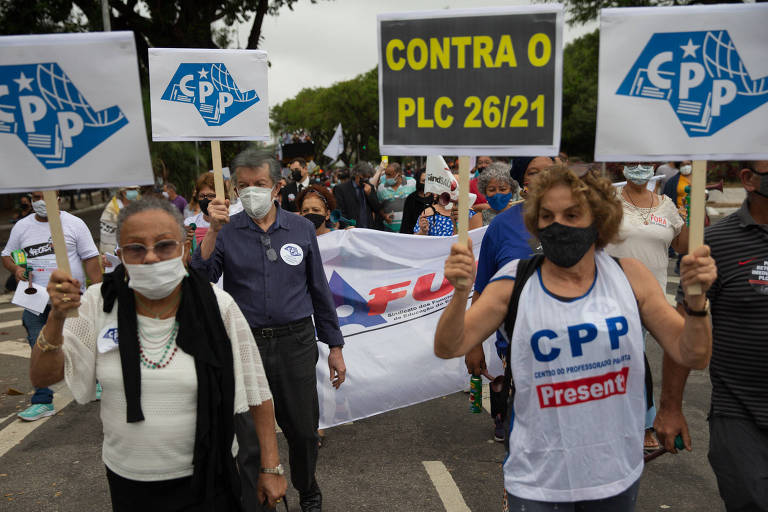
[271,68,379,165]
[561,0,758,26]
[560,29,599,161]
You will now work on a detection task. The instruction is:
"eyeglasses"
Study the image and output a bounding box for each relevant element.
[121,239,182,264]
[260,235,277,262]
[198,193,216,201]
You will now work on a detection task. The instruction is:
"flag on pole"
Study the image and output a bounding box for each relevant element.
[323,123,344,161]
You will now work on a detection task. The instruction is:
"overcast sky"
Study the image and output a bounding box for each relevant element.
[236,0,596,110]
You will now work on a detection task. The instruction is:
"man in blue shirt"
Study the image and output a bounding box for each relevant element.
[192,149,345,512]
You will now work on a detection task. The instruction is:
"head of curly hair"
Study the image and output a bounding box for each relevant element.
[523,165,622,250]
[295,184,336,214]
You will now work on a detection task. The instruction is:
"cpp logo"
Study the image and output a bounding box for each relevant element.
[161,63,260,126]
[617,31,768,137]
[0,63,128,169]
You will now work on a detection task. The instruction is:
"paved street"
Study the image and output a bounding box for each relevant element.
[0,205,728,511]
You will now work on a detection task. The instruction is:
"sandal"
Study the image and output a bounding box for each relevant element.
[644,428,660,453]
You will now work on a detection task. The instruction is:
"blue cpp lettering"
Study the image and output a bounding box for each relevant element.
[531,329,560,362]
[606,316,628,350]
[567,323,598,357]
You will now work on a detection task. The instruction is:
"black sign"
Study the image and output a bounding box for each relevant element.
[378,8,562,155]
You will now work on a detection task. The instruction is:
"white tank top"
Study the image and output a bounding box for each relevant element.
[492,250,645,502]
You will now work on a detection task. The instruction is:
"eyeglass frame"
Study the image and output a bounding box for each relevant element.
[120,239,183,264]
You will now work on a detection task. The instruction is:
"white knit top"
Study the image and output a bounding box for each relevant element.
[62,283,272,482]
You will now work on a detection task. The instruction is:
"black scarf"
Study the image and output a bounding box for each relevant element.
[101,265,241,511]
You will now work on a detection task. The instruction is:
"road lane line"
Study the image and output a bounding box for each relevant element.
[0,383,73,458]
[0,319,22,329]
[422,461,471,512]
[0,295,12,304]
[482,382,490,414]
[0,305,22,315]
[668,275,680,284]
[0,339,30,358]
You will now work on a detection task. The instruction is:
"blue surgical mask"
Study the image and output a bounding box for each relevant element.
[385,178,397,186]
[623,165,654,185]
[125,189,139,200]
[487,192,512,211]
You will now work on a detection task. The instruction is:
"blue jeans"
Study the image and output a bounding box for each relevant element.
[22,306,52,404]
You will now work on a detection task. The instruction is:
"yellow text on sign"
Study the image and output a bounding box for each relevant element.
[385,34,551,71]
[397,95,545,129]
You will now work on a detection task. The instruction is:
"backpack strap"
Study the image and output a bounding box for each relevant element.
[501,254,546,408]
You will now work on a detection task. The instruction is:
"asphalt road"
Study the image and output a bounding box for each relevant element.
[0,209,726,512]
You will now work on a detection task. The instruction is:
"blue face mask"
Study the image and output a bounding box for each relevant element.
[384,177,397,186]
[487,192,512,211]
[623,165,654,185]
[125,189,139,200]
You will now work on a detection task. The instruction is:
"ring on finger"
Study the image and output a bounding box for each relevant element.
[55,283,63,291]
[62,296,71,303]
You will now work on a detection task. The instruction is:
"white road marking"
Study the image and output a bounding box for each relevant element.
[668,275,680,284]
[0,319,22,329]
[422,461,471,512]
[0,339,30,358]
[0,305,22,315]
[0,383,73,459]
[666,293,677,306]
[482,382,490,414]
[0,294,12,304]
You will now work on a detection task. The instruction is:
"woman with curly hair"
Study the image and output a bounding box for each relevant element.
[476,162,521,226]
[435,165,716,511]
[295,184,338,236]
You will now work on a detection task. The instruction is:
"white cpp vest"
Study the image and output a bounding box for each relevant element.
[494,250,645,502]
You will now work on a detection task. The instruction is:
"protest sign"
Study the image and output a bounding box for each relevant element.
[595,3,768,293]
[149,48,269,142]
[377,5,563,156]
[314,227,504,429]
[595,3,768,162]
[0,32,152,192]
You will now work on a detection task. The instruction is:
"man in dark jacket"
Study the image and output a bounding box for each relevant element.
[332,162,385,229]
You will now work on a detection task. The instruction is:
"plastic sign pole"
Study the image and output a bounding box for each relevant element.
[210,140,225,200]
[43,190,77,317]
[686,160,707,296]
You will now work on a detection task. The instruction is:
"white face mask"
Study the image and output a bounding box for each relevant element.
[679,164,692,176]
[32,199,47,218]
[123,255,187,300]
[239,186,275,219]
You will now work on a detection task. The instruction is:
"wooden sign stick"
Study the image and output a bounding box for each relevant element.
[210,140,225,201]
[42,190,77,317]
[456,155,471,288]
[686,160,707,296]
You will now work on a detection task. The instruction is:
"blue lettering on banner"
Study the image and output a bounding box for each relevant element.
[161,63,260,126]
[617,31,768,137]
[0,63,128,169]
[328,271,386,329]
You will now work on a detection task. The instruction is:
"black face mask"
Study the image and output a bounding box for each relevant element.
[416,182,425,193]
[537,222,598,268]
[292,169,303,182]
[304,213,326,229]
[199,198,211,216]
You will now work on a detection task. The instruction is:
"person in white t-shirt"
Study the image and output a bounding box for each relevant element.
[435,166,715,510]
[1,190,101,422]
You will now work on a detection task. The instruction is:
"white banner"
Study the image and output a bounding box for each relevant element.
[322,123,344,161]
[315,227,502,429]
[149,48,269,141]
[595,3,768,161]
[0,32,152,192]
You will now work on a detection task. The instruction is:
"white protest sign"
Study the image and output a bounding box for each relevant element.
[315,227,501,429]
[0,32,153,192]
[595,3,768,161]
[425,155,476,206]
[149,48,269,141]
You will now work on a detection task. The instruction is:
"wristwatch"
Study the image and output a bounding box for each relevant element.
[683,298,710,317]
[261,463,284,476]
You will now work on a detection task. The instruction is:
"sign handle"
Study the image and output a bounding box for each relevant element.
[686,160,707,296]
[43,190,77,317]
[210,140,225,201]
[456,156,471,289]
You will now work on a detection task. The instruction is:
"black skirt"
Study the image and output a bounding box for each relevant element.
[106,466,241,512]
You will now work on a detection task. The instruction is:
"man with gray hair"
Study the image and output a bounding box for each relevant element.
[332,161,385,229]
[191,148,346,512]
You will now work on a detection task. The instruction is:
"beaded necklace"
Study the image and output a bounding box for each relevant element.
[138,321,180,370]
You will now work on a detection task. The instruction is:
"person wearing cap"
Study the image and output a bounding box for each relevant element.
[100,187,140,256]
[510,156,555,198]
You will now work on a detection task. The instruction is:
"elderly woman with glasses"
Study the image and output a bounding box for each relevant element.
[29,197,286,511]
